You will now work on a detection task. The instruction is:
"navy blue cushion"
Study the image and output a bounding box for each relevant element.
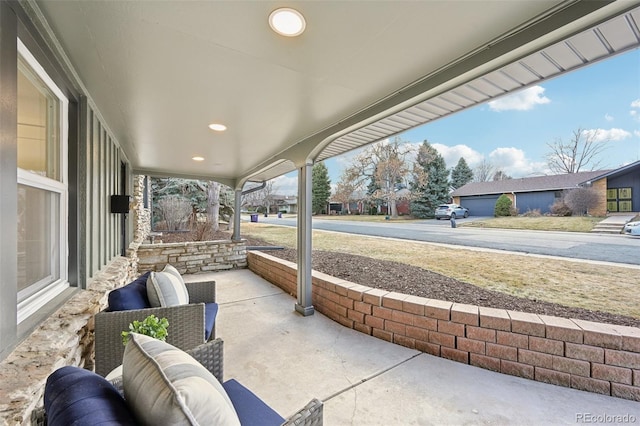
[204,302,219,341]
[44,366,137,426]
[222,379,285,426]
[108,271,151,311]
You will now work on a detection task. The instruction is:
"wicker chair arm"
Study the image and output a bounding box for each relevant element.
[30,407,45,426]
[94,303,206,376]
[185,338,224,382]
[30,376,125,425]
[31,340,322,426]
[282,398,324,426]
[185,280,216,304]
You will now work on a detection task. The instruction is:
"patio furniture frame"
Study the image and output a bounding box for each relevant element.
[94,279,217,376]
[32,339,323,426]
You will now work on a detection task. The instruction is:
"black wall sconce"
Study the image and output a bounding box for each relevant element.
[110,195,131,214]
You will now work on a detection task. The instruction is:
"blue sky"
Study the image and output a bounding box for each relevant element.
[274,48,640,195]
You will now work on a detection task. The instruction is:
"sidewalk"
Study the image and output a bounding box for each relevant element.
[186,269,640,425]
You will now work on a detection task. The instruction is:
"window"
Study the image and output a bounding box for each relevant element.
[16,39,68,323]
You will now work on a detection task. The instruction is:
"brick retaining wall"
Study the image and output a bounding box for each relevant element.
[247,250,640,402]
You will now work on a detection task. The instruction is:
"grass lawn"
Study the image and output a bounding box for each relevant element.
[241,223,640,319]
[318,214,421,223]
[462,216,604,232]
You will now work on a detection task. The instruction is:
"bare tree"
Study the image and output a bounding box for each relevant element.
[473,159,495,182]
[546,128,608,173]
[252,180,277,214]
[493,170,512,181]
[343,138,413,218]
[207,181,221,231]
[156,195,191,230]
[238,181,277,214]
[241,184,262,209]
[333,170,356,214]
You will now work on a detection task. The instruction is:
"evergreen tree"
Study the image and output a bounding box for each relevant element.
[312,162,331,215]
[410,140,450,218]
[366,166,381,214]
[450,157,473,189]
[150,177,234,232]
[366,167,380,196]
[494,194,514,217]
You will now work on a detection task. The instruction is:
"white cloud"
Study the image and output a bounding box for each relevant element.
[488,86,551,112]
[634,130,640,138]
[488,147,549,177]
[420,143,548,177]
[335,146,366,168]
[631,100,640,121]
[582,128,631,142]
[431,143,483,168]
[272,174,297,195]
[605,113,614,122]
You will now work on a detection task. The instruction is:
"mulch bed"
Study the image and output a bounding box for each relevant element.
[162,229,640,328]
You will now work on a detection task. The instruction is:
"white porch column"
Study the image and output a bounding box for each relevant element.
[232,189,242,241]
[295,162,314,316]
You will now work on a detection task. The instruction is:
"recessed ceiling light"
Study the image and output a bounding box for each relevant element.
[208,123,227,131]
[269,8,306,37]
[192,156,205,162]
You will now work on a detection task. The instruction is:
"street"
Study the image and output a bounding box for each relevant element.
[244,215,640,266]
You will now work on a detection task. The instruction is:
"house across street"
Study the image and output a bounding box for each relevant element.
[452,161,640,217]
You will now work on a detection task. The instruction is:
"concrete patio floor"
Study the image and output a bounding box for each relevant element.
[185,269,640,425]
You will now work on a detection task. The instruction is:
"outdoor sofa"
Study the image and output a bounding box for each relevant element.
[94,265,219,376]
[32,337,323,425]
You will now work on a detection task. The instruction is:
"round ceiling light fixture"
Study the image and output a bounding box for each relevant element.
[192,156,205,162]
[269,8,306,37]
[208,123,227,131]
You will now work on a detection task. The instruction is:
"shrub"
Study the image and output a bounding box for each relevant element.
[494,194,514,217]
[550,200,572,216]
[564,187,599,216]
[191,222,215,241]
[522,208,542,217]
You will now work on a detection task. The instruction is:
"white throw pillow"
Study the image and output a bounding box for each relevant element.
[123,333,240,426]
[147,266,189,307]
[162,263,184,285]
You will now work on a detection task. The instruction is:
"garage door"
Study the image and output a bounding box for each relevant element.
[460,195,500,217]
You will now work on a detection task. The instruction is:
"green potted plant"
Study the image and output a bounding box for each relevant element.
[121,314,169,346]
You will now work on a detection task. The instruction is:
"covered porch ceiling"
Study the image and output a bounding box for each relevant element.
[31,0,640,188]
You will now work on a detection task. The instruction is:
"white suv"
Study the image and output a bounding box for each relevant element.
[435,204,469,220]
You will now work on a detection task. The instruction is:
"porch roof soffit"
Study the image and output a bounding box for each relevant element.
[26,1,640,187]
[238,2,640,185]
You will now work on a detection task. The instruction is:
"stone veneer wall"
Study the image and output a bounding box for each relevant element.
[0,257,131,425]
[248,250,640,402]
[0,175,248,424]
[137,240,247,273]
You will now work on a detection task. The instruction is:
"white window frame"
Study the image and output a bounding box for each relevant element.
[16,39,69,323]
